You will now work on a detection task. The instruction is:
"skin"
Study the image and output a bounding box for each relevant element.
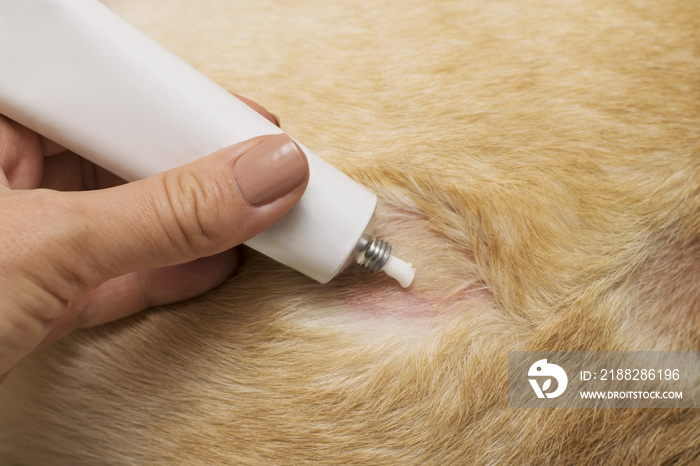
[0,96,307,384]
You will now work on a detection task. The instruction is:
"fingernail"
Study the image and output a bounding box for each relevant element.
[233,134,308,206]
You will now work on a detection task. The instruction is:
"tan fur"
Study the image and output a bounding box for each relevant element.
[1,0,699,463]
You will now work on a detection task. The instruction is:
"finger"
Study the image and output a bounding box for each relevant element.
[0,115,44,190]
[39,136,66,156]
[41,152,126,191]
[29,133,308,308]
[233,93,280,127]
[39,151,86,191]
[38,250,239,347]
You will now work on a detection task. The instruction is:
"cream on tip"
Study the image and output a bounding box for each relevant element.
[381,255,416,288]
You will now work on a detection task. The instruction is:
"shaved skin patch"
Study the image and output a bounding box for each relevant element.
[335,206,497,323]
[336,271,493,323]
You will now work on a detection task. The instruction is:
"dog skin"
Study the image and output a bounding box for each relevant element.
[1,0,698,464]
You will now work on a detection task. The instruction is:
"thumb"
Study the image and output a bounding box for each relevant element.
[41,133,308,304]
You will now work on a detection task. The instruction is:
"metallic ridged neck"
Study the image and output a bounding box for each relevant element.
[354,234,392,273]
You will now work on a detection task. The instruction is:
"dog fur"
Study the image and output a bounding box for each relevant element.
[1,0,698,463]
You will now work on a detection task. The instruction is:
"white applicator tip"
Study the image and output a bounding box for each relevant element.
[381,255,416,288]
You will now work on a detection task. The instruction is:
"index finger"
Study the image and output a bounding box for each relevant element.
[0,115,43,190]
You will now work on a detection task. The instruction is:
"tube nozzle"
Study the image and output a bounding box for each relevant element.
[354,235,415,287]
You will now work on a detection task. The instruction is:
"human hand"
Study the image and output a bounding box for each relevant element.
[0,98,308,383]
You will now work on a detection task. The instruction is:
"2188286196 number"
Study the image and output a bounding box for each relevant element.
[599,369,680,381]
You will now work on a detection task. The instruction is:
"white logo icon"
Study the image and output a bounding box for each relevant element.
[528,359,568,398]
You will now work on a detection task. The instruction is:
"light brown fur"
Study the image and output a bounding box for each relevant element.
[1,0,699,464]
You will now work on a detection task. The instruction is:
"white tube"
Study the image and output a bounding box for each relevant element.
[0,0,378,284]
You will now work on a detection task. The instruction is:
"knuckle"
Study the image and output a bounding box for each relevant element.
[35,192,110,296]
[0,190,105,305]
[159,168,228,254]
